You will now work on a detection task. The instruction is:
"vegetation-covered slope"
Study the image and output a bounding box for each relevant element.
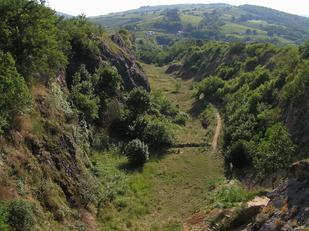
[164,40,309,182]
[90,4,309,45]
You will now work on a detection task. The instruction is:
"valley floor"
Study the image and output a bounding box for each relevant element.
[93,64,224,231]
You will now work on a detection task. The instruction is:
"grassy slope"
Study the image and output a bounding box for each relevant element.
[93,64,224,231]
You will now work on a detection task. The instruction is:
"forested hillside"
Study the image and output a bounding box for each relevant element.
[164,40,309,180]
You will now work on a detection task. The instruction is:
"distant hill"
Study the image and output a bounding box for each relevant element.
[90,4,309,44]
[56,11,73,18]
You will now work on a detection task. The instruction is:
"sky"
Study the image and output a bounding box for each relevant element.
[49,0,309,17]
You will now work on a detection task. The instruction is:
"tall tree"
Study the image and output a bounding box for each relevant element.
[0,51,31,133]
[253,123,295,187]
[0,0,67,78]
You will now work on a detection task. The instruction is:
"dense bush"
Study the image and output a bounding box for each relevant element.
[173,112,189,126]
[213,182,255,208]
[141,117,175,149]
[125,139,149,166]
[151,90,178,117]
[0,52,32,133]
[78,172,104,207]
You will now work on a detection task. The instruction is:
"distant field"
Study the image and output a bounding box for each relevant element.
[179,13,203,26]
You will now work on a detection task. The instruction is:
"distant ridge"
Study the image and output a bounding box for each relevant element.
[90,3,309,44]
[56,11,73,18]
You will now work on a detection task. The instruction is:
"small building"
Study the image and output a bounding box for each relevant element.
[146,31,155,36]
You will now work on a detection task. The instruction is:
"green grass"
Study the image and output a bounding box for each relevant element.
[211,182,257,209]
[221,22,266,35]
[93,64,224,230]
[93,147,223,230]
[179,13,203,26]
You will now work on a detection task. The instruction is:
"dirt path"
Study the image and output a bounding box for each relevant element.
[212,113,222,151]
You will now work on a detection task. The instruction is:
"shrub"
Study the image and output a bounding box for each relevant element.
[213,182,255,208]
[151,90,178,117]
[125,139,149,166]
[0,203,9,231]
[174,112,189,126]
[127,87,151,115]
[142,117,174,149]
[8,200,36,231]
[78,172,103,207]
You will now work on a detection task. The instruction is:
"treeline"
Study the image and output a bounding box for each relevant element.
[165,40,309,181]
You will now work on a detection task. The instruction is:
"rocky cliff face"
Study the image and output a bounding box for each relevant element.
[249,161,309,230]
[183,161,309,231]
[100,35,150,91]
[66,33,150,92]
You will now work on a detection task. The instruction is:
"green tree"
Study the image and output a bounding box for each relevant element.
[283,60,309,102]
[0,0,67,77]
[94,65,123,99]
[127,87,151,115]
[253,123,295,187]
[0,51,31,133]
[195,76,225,102]
[70,65,99,122]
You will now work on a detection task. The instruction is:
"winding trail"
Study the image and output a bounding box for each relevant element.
[212,113,222,151]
